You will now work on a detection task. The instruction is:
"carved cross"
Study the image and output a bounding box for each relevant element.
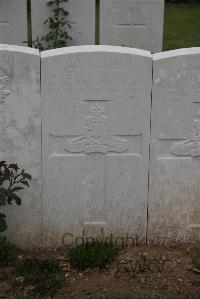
[118,22,146,29]
[117,9,146,31]
[49,102,142,227]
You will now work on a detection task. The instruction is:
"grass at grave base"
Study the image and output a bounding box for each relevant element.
[163,3,200,51]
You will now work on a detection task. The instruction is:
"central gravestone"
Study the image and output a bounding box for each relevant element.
[41,46,152,246]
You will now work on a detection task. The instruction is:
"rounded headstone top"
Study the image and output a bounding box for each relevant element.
[0,44,39,55]
[153,47,200,61]
[41,45,152,59]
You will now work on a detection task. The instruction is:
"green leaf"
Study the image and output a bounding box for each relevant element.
[11,186,24,192]
[60,21,68,26]
[49,23,57,29]
[47,1,54,6]
[22,173,32,180]
[20,180,29,188]
[3,168,11,181]
[62,10,69,16]
[7,192,21,206]
[43,19,49,25]
[8,164,19,171]
[49,17,55,24]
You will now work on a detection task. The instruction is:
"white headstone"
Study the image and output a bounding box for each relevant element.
[100,0,164,53]
[149,48,200,244]
[0,0,27,46]
[32,0,95,47]
[41,45,152,247]
[0,45,41,247]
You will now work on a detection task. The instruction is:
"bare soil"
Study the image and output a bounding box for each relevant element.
[0,245,200,298]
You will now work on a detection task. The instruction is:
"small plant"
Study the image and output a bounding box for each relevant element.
[68,241,118,271]
[16,258,65,296]
[0,161,32,233]
[34,272,65,296]
[33,0,72,51]
[0,236,17,265]
[16,258,41,277]
[16,258,60,277]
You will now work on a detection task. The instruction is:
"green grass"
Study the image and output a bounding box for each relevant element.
[163,3,200,51]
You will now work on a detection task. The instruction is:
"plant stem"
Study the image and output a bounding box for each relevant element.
[8,174,21,190]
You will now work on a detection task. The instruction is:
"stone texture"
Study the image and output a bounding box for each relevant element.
[100,0,164,53]
[0,45,41,247]
[0,0,27,46]
[149,48,200,244]
[41,45,152,247]
[32,0,95,47]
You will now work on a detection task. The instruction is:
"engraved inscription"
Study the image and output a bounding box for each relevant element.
[65,103,129,154]
[170,111,200,157]
[0,67,10,110]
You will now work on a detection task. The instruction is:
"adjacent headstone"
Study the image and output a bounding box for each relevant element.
[149,48,200,244]
[41,45,152,247]
[0,45,41,247]
[100,0,164,53]
[0,0,27,46]
[32,0,96,47]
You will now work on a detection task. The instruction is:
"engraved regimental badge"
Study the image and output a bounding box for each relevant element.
[65,103,129,154]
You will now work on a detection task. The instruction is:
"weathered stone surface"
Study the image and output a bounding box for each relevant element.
[0,0,27,46]
[41,45,152,247]
[32,0,95,47]
[100,0,164,53]
[149,48,200,244]
[0,45,41,247]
